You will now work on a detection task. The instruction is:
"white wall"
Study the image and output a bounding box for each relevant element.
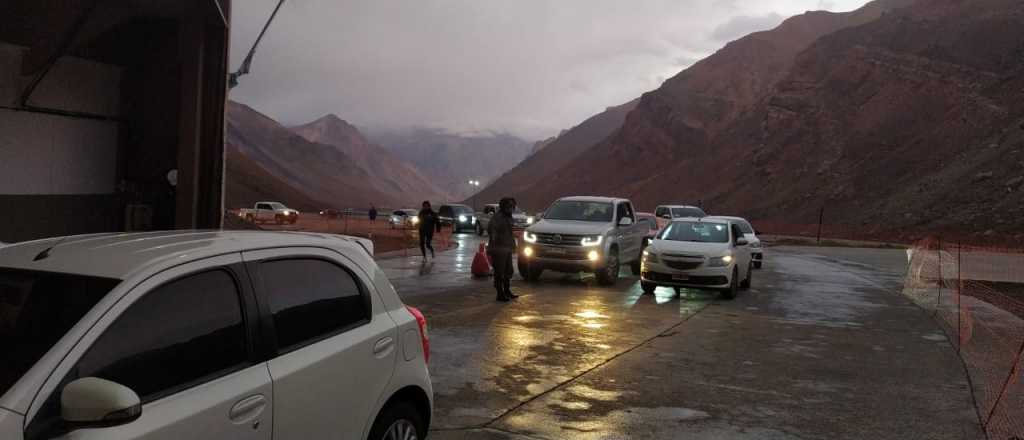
[0,42,121,195]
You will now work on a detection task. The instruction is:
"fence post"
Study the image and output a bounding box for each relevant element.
[937,236,943,310]
[957,241,962,353]
[816,207,824,244]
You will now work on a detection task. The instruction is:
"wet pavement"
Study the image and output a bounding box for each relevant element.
[379,234,984,439]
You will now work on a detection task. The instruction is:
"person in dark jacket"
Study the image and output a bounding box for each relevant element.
[418,201,441,259]
[368,205,378,223]
[488,197,519,302]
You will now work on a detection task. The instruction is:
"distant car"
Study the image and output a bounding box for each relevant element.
[654,205,707,229]
[390,209,420,229]
[706,216,763,268]
[0,231,432,440]
[239,201,300,225]
[438,204,476,233]
[636,212,661,248]
[641,217,753,299]
[319,208,342,219]
[475,204,535,235]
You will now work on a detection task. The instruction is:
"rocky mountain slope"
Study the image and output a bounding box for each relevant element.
[502,0,1024,237]
[364,128,533,200]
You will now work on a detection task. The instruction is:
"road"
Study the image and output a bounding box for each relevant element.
[377,235,983,440]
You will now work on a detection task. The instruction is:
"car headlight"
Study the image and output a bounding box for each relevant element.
[642,250,660,264]
[412,216,420,224]
[526,216,535,225]
[580,235,603,247]
[708,254,734,267]
[458,215,468,223]
[523,231,538,243]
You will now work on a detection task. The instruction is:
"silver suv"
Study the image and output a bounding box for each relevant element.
[0,231,432,440]
[519,196,646,285]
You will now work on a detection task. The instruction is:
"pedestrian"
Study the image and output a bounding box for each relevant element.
[488,197,519,302]
[418,201,441,260]
[369,205,378,223]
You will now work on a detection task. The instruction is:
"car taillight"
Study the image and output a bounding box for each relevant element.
[406,306,429,364]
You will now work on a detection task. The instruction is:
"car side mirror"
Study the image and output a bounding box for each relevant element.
[735,238,749,246]
[62,377,142,429]
[618,217,634,226]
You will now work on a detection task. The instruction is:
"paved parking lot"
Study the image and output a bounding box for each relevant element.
[379,235,983,439]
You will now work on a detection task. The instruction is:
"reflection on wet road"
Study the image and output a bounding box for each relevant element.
[381,235,982,440]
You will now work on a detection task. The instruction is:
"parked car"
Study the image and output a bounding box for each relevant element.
[319,208,342,219]
[519,196,646,285]
[636,212,661,248]
[653,205,707,229]
[239,201,300,225]
[706,216,763,268]
[438,204,476,233]
[475,204,535,235]
[640,217,753,299]
[390,209,420,229]
[0,231,432,440]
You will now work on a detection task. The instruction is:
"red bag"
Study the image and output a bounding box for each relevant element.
[471,243,492,277]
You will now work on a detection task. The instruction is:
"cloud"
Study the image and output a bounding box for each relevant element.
[229,0,870,139]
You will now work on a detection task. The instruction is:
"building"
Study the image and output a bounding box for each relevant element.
[0,0,232,242]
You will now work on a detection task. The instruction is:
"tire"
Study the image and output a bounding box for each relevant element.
[720,267,738,300]
[367,402,426,440]
[753,261,763,269]
[641,281,657,294]
[740,263,752,289]
[596,247,620,286]
[519,257,543,282]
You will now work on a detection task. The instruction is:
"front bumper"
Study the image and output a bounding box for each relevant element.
[520,244,605,273]
[640,260,733,289]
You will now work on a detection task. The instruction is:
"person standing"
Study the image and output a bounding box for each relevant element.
[488,197,519,302]
[418,201,441,260]
[368,205,378,223]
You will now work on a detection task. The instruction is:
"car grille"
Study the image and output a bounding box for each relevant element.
[534,233,584,246]
[664,260,702,270]
[535,247,590,260]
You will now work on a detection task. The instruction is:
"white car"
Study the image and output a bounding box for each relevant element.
[390,209,421,229]
[0,231,432,440]
[653,205,708,229]
[706,216,763,269]
[640,217,753,299]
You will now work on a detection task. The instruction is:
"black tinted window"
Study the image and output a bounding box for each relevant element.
[439,206,453,217]
[0,270,118,397]
[76,270,247,401]
[261,259,369,352]
[257,203,272,210]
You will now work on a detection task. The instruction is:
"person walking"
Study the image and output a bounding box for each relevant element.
[368,205,378,223]
[418,201,441,260]
[488,197,519,302]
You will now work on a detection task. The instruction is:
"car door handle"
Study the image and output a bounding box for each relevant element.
[229,394,267,424]
[374,337,395,357]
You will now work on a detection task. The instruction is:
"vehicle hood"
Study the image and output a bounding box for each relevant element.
[648,240,731,256]
[528,219,613,236]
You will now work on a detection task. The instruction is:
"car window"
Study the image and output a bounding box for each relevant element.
[257,203,272,210]
[655,207,667,218]
[616,203,635,222]
[0,269,119,398]
[736,220,754,234]
[74,270,248,402]
[731,224,745,243]
[439,206,453,217]
[260,258,369,353]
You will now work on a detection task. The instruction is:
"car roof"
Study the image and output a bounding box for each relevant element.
[670,216,728,224]
[0,230,371,280]
[659,205,703,209]
[557,196,628,204]
[705,215,749,222]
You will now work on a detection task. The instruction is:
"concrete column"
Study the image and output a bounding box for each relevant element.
[175,1,205,228]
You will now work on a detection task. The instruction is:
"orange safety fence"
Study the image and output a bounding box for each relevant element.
[904,237,1024,440]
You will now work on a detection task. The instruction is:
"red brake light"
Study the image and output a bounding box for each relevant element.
[406,306,429,364]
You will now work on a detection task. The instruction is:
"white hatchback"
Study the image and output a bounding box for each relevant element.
[640,218,753,299]
[0,231,432,440]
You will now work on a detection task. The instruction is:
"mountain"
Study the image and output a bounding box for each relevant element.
[291,115,453,203]
[225,101,400,210]
[472,99,638,209]
[364,128,534,200]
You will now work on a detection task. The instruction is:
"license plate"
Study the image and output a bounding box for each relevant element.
[672,274,689,281]
[546,248,566,255]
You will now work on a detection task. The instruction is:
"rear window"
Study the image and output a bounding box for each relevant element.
[659,221,730,243]
[670,207,706,218]
[0,269,119,396]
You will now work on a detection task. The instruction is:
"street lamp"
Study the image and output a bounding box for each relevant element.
[468,180,481,211]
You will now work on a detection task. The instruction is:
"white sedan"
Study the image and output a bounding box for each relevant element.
[640,217,754,299]
[0,231,432,440]
[706,216,763,268]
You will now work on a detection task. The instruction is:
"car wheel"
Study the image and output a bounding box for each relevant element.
[368,402,425,440]
[740,263,752,289]
[641,280,657,294]
[720,267,738,300]
[519,257,542,282]
[596,248,620,286]
[753,261,763,269]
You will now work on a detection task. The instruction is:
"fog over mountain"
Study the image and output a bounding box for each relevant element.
[229,0,870,139]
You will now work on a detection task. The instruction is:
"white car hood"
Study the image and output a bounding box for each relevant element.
[649,239,731,256]
[528,219,612,236]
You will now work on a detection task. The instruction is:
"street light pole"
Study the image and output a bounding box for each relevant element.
[468,180,480,211]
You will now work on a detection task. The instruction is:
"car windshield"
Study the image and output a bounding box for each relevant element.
[671,207,706,218]
[0,268,119,396]
[659,221,730,243]
[544,201,614,222]
[269,202,286,210]
[454,206,474,214]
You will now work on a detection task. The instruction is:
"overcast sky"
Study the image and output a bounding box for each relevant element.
[229,0,869,139]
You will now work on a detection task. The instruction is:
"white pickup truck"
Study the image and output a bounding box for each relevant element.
[518,196,647,285]
[239,201,300,225]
